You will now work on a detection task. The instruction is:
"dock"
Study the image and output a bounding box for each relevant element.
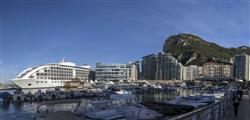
[223,94,250,120]
[168,92,250,120]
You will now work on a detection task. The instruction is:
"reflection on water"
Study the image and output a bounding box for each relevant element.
[0,102,34,120]
[0,88,193,120]
[136,89,194,103]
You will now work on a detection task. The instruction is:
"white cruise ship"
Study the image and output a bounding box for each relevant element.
[11,59,94,88]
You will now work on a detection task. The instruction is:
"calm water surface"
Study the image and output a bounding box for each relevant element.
[0,88,194,120]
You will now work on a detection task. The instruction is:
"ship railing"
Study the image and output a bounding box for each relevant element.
[168,94,231,120]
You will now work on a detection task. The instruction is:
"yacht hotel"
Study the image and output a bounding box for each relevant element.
[11,59,94,88]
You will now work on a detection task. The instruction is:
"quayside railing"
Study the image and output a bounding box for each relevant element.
[168,95,231,120]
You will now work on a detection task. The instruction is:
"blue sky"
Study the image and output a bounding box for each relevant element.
[0,0,249,83]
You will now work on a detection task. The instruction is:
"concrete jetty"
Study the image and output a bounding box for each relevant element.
[223,94,250,120]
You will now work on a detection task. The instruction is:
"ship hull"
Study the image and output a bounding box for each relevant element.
[11,79,65,89]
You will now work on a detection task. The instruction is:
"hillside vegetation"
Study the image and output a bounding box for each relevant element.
[163,33,250,65]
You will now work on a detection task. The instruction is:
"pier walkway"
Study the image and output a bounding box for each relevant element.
[223,94,250,120]
[168,92,250,120]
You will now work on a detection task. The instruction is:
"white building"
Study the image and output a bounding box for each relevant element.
[182,65,199,80]
[202,61,234,80]
[11,59,94,88]
[95,62,139,81]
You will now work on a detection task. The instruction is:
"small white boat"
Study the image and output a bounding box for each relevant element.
[45,90,53,100]
[208,93,225,99]
[84,94,162,120]
[13,89,25,102]
[34,99,83,120]
[0,92,12,103]
[83,100,126,120]
[165,96,210,108]
[88,88,102,93]
[112,95,162,119]
[104,87,132,95]
[34,89,45,101]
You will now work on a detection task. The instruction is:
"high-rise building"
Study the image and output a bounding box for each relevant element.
[202,61,234,80]
[128,61,140,81]
[142,53,183,80]
[95,62,139,81]
[156,52,183,80]
[129,61,140,80]
[183,65,199,80]
[142,54,157,80]
[234,53,250,81]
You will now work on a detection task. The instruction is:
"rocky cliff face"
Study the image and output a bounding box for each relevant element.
[163,33,250,65]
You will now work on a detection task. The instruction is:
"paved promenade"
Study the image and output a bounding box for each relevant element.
[223,94,250,120]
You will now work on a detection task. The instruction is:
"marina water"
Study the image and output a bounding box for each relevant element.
[0,88,194,120]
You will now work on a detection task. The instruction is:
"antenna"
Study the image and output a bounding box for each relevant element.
[0,25,3,83]
[60,57,65,63]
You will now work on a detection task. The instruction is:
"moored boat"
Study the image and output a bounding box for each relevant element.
[83,94,162,120]
[13,88,25,103]
[33,99,83,120]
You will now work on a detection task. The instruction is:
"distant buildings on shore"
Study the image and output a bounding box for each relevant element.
[10,52,250,88]
[92,53,249,82]
[140,53,250,81]
[201,61,234,80]
[142,52,183,80]
[95,62,140,81]
[182,65,200,81]
[141,53,197,81]
[142,54,157,80]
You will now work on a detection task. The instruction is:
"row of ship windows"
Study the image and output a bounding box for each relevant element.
[37,73,88,76]
[36,77,88,79]
[48,67,89,71]
[76,75,88,77]
[44,70,72,73]
[76,70,89,72]
[36,81,63,84]
[36,74,87,77]
[48,67,72,70]
[36,75,73,77]
[36,81,47,83]
[76,72,89,74]
[37,77,72,80]
[96,72,128,75]
[47,68,88,71]
[37,73,73,76]
[45,69,72,71]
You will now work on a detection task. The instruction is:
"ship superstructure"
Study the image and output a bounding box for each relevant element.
[11,59,94,88]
